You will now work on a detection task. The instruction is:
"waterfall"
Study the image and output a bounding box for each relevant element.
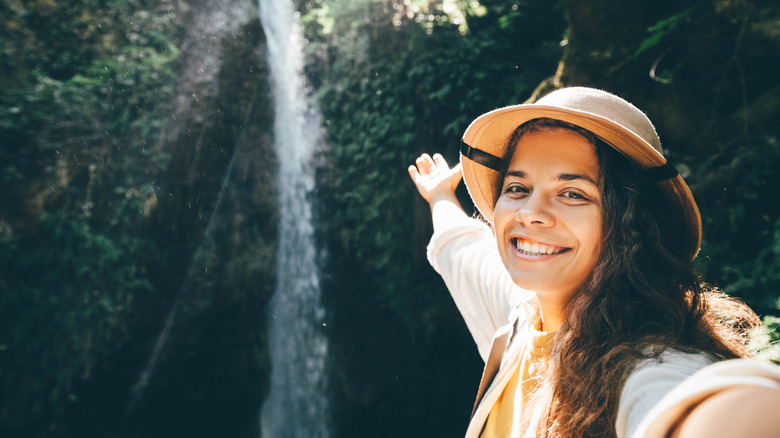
[258,1,329,437]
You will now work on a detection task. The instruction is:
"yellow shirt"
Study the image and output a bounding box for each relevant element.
[480,320,555,438]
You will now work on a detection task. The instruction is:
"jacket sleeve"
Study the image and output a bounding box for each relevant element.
[426,216,530,361]
[619,357,780,438]
[616,350,714,437]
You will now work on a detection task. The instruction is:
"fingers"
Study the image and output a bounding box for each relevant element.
[415,153,436,175]
[413,153,450,174]
[407,164,420,182]
[408,154,430,183]
[408,152,458,185]
[408,153,435,185]
[408,152,462,202]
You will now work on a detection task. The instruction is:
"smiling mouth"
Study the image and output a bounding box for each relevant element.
[513,238,569,256]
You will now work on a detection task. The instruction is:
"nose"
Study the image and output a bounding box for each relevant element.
[514,192,555,227]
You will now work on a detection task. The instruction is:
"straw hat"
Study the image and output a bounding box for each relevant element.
[460,87,701,261]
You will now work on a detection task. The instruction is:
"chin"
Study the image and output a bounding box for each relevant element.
[510,277,549,294]
[511,277,577,300]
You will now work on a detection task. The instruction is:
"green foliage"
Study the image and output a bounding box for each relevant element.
[0,0,181,435]
[0,212,153,434]
[635,4,700,56]
[0,0,179,227]
[313,0,564,339]
[631,4,703,84]
[755,313,780,363]
[695,138,780,316]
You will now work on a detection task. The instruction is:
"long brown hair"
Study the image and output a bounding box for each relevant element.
[502,118,760,437]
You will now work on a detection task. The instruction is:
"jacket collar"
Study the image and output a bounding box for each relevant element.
[467,302,536,436]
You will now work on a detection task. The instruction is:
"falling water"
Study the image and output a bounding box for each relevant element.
[258,0,329,437]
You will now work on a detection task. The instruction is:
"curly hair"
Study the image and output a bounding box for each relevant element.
[500,118,760,437]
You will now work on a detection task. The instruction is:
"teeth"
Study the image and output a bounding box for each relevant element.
[515,239,560,256]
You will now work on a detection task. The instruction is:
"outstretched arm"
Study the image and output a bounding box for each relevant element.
[407,153,469,232]
[408,153,521,358]
[670,385,780,438]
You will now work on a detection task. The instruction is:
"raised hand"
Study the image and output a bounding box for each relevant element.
[407,153,463,205]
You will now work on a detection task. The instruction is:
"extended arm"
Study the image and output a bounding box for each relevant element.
[408,153,527,359]
[670,385,780,438]
[623,357,780,438]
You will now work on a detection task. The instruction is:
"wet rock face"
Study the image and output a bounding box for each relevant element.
[111,2,280,437]
[163,0,260,145]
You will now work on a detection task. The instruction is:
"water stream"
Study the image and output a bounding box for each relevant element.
[258,1,329,436]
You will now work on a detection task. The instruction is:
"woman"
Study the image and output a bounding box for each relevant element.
[408,87,780,437]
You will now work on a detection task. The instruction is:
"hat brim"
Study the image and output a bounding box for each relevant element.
[460,104,702,261]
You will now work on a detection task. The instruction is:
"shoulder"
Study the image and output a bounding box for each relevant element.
[667,368,780,438]
[627,349,717,382]
[621,355,780,438]
[623,349,718,399]
[616,349,716,437]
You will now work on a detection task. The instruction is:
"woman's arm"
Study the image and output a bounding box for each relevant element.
[622,357,780,438]
[670,385,780,438]
[409,153,524,359]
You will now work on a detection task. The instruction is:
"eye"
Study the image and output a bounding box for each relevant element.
[503,184,529,195]
[561,190,588,201]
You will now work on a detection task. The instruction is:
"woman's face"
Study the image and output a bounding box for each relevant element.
[493,128,603,304]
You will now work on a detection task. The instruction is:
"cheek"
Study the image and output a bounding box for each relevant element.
[492,196,512,228]
[491,198,514,261]
[581,213,603,259]
[562,207,602,253]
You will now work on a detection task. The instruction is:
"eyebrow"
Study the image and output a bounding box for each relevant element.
[505,170,599,187]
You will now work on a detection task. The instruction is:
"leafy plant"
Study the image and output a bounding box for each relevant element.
[0,212,153,435]
[635,4,700,56]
